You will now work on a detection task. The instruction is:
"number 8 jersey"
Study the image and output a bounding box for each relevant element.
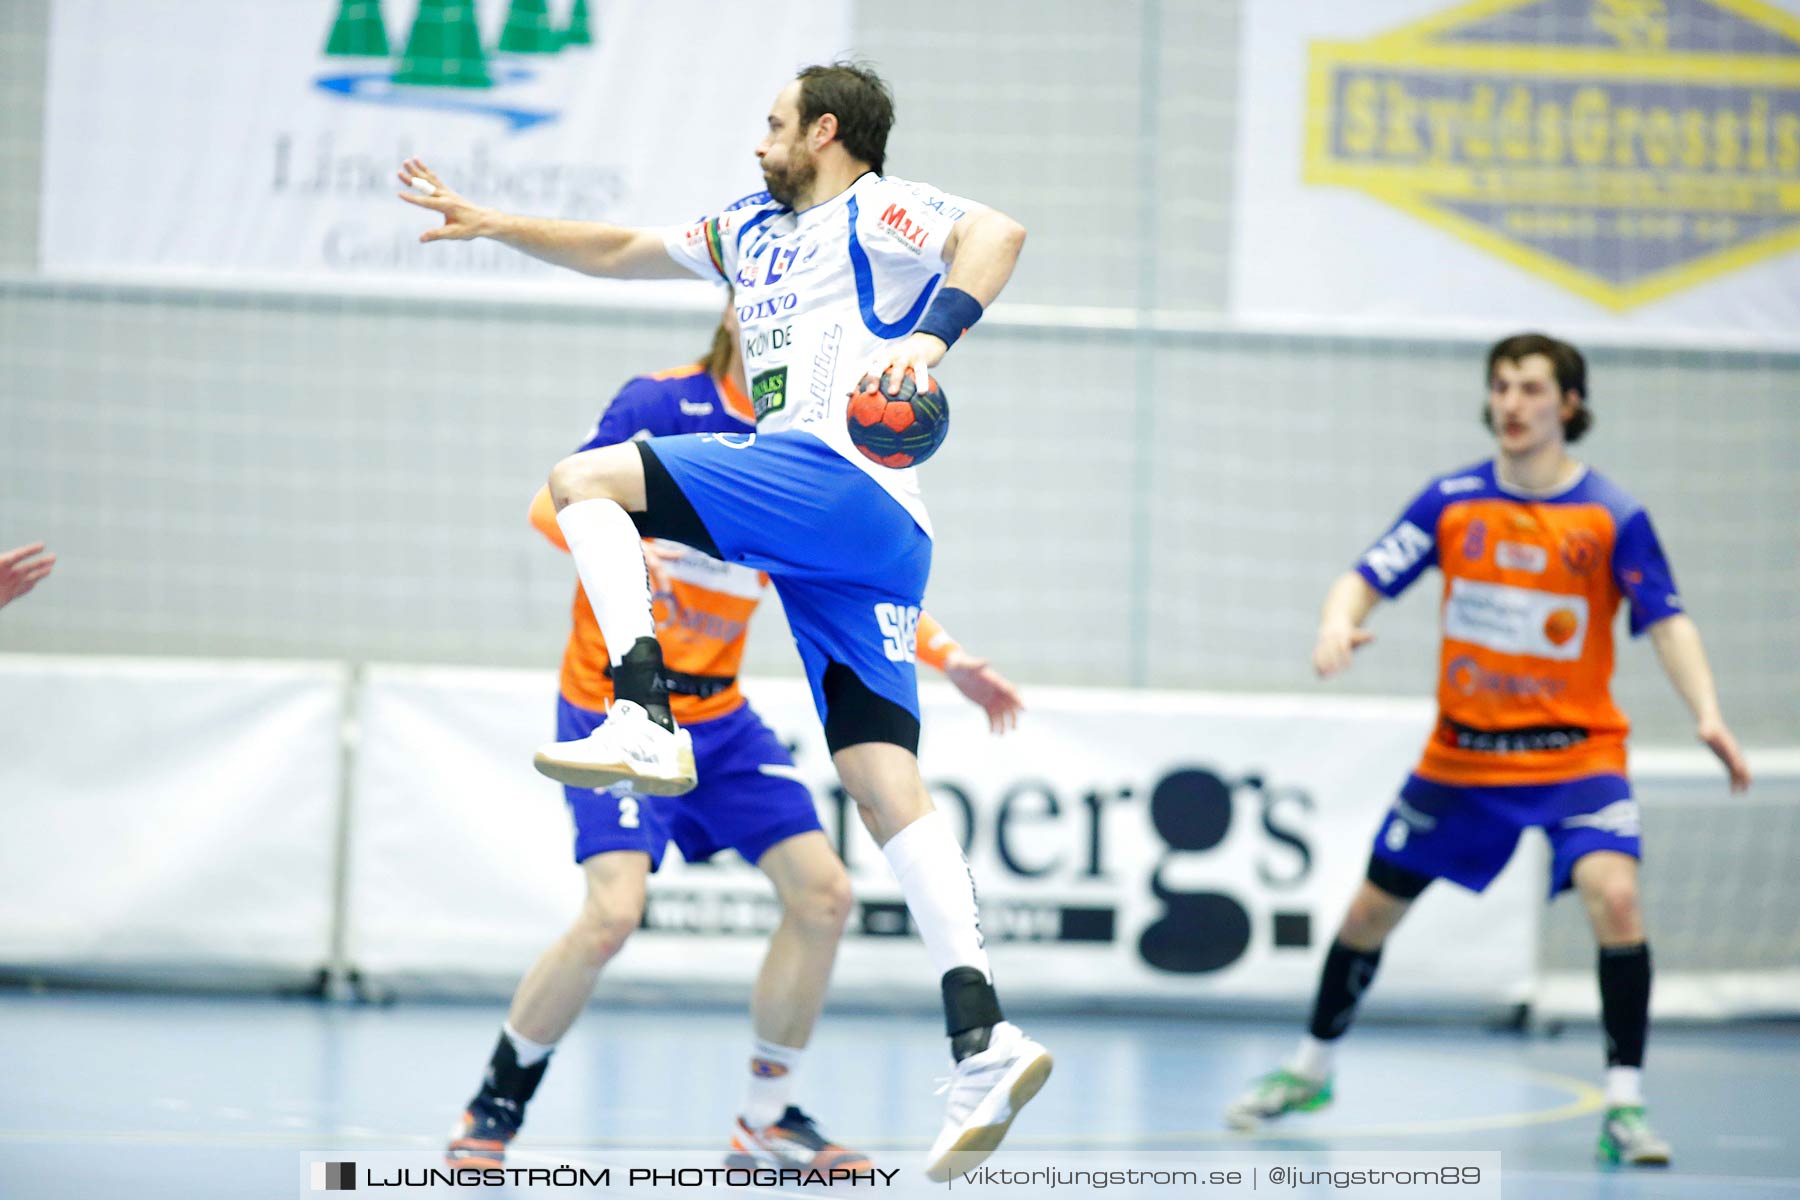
[1357,460,1683,787]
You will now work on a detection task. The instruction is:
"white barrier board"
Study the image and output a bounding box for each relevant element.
[0,656,345,972]
[348,666,1543,1007]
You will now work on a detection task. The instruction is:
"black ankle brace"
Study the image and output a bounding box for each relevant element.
[612,637,673,731]
[942,966,1004,1060]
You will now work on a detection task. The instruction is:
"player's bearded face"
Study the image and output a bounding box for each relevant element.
[761,130,816,208]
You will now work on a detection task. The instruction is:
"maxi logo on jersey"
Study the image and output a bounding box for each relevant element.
[1303,0,1800,310]
[878,203,931,253]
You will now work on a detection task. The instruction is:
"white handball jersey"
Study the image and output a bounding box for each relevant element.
[662,172,982,537]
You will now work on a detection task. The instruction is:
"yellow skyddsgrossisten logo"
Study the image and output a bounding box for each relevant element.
[1304,0,1800,309]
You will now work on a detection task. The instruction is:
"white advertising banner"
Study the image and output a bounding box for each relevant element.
[0,656,345,973]
[349,666,1543,1008]
[1231,0,1800,340]
[40,0,853,301]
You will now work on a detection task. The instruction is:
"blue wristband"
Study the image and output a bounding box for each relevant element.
[913,287,984,350]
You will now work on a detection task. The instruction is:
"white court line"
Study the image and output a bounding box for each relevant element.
[995,1058,1607,1147]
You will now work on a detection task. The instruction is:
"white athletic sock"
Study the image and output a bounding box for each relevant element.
[880,810,992,982]
[1605,1066,1643,1107]
[1289,1035,1335,1082]
[555,499,655,668]
[503,1022,556,1068]
[740,1038,803,1130]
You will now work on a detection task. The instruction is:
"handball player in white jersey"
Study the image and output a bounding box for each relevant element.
[399,63,1045,1178]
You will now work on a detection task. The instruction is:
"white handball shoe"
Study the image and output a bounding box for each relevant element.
[1597,1105,1672,1167]
[531,699,697,796]
[923,1022,1053,1182]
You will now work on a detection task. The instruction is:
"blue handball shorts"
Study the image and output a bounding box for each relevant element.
[1370,772,1641,898]
[558,697,822,870]
[638,430,932,751]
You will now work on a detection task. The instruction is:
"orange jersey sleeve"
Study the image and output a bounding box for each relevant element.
[528,486,569,552]
[916,610,961,672]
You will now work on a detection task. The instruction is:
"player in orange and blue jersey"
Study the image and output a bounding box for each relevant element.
[447,313,1023,1174]
[1226,333,1752,1167]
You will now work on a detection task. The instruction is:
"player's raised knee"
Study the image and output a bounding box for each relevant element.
[546,453,595,509]
[548,444,647,512]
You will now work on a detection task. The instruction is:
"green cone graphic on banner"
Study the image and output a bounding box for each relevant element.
[498,0,561,53]
[562,0,594,47]
[394,0,492,88]
[324,0,390,57]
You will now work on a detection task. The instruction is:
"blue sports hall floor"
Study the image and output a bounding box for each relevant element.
[2,990,1795,1199]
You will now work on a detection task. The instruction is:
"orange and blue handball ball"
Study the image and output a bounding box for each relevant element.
[846,368,950,468]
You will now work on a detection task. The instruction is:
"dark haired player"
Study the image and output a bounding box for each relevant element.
[1225,333,1751,1167]
[400,63,1047,1177]
[448,311,1024,1173]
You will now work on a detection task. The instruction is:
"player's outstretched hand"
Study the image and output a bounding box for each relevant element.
[1313,624,1374,678]
[395,158,490,243]
[863,332,947,398]
[0,542,55,610]
[1697,717,1751,792]
[943,649,1023,734]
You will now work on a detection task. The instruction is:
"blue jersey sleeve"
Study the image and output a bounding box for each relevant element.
[1355,483,1445,599]
[575,377,678,453]
[1612,509,1683,635]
